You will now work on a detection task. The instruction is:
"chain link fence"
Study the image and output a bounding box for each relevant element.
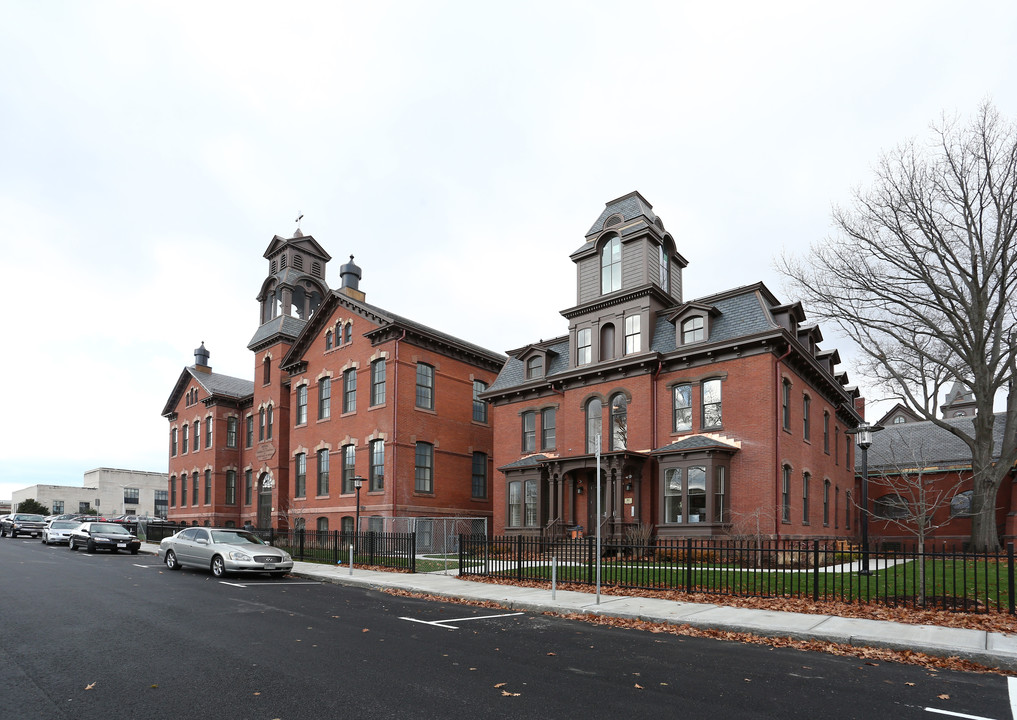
[359,517,487,555]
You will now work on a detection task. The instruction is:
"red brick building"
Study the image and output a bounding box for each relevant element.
[484,192,864,540]
[162,231,504,531]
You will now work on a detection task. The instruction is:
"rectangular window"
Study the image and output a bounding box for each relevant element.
[181,424,189,454]
[267,405,274,440]
[702,379,721,428]
[802,473,810,523]
[295,453,306,498]
[541,408,556,450]
[471,452,487,499]
[226,470,237,505]
[823,412,830,453]
[245,415,253,448]
[521,411,536,453]
[205,470,212,505]
[319,377,331,419]
[673,384,692,432]
[341,444,356,494]
[782,380,791,431]
[170,477,177,507]
[123,487,139,505]
[171,428,178,456]
[415,363,434,409]
[52,500,65,515]
[508,481,522,526]
[79,501,91,514]
[193,419,200,452]
[472,380,488,422]
[369,440,384,491]
[624,315,641,354]
[835,427,840,464]
[227,417,238,448]
[714,466,726,523]
[688,466,706,522]
[414,442,434,493]
[192,471,199,506]
[259,409,265,441]
[154,490,168,517]
[845,491,852,529]
[664,469,682,522]
[781,466,791,522]
[244,469,252,505]
[316,449,329,496]
[524,479,538,527]
[343,368,357,413]
[577,328,592,365]
[371,360,386,406]
[206,416,212,447]
[803,396,811,441]
[846,435,852,468]
[823,480,830,526]
[296,385,308,425]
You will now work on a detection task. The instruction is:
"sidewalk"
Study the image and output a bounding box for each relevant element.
[141,543,1017,671]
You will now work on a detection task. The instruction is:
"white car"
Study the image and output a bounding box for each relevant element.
[42,519,81,545]
[159,527,293,578]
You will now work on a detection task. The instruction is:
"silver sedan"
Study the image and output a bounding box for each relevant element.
[42,519,80,545]
[158,527,293,578]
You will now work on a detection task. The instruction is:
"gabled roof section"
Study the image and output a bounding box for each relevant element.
[498,454,551,471]
[875,403,923,427]
[161,367,254,417]
[585,191,659,237]
[664,301,721,324]
[864,412,1009,471]
[280,289,505,373]
[262,233,332,262]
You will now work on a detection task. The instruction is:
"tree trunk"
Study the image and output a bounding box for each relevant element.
[969,448,1005,550]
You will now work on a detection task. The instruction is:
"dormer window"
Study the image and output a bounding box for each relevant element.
[601,236,621,294]
[525,356,543,380]
[682,317,704,344]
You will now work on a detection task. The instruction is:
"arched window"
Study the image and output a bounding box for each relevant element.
[658,246,669,293]
[325,330,333,350]
[950,489,973,517]
[344,322,352,344]
[317,517,329,533]
[263,356,271,385]
[874,494,908,519]
[892,415,907,424]
[601,236,621,294]
[586,398,602,453]
[600,323,615,361]
[610,394,627,450]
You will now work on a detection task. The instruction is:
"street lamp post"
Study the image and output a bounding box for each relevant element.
[848,422,883,575]
[352,476,365,558]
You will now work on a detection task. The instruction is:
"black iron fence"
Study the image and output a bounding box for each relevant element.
[458,535,1015,614]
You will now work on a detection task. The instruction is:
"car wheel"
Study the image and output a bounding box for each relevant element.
[10,530,16,539]
[69,538,77,551]
[86,540,96,553]
[41,536,47,544]
[130,548,138,555]
[211,555,226,578]
[165,550,180,570]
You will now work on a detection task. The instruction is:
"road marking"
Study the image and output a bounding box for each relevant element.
[221,581,248,587]
[400,612,524,629]
[1010,676,1017,720]
[132,564,157,568]
[924,708,997,720]
[218,581,319,588]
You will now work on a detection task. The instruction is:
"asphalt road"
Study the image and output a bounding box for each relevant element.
[0,537,1013,720]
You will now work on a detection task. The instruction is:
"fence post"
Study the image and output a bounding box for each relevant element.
[369,531,376,566]
[516,534,523,581]
[1008,543,1015,615]
[458,534,465,575]
[409,531,416,573]
[685,538,693,590]
[587,535,594,586]
[812,540,820,602]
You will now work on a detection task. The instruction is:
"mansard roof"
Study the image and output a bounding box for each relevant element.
[652,435,739,454]
[247,314,308,353]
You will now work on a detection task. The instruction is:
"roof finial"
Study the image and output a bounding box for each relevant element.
[294,213,304,237]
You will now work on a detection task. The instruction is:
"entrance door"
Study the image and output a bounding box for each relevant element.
[257,473,272,529]
[586,470,609,534]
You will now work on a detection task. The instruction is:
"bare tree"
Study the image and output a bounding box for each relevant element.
[864,430,968,604]
[780,102,1017,550]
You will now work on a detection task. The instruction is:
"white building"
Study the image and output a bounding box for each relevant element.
[12,468,168,518]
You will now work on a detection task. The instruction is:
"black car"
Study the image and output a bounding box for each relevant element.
[1,513,47,538]
[68,522,141,554]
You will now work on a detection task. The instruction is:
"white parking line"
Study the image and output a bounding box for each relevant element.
[400,612,524,629]
[925,708,997,720]
[218,581,320,588]
[1010,676,1017,720]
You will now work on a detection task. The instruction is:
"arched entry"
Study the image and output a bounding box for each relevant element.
[257,472,274,529]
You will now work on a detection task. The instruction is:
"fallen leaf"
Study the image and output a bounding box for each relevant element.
[494,683,507,688]
[254,692,261,696]
[362,628,369,633]
[150,685,159,689]
[501,690,521,697]
[938,694,950,700]
[547,652,556,656]
[905,683,915,687]
[866,662,879,666]
[470,668,477,671]
[634,683,644,689]
[85,682,96,691]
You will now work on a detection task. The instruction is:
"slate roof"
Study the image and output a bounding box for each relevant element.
[652,435,739,454]
[189,368,253,399]
[863,412,1009,471]
[499,454,551,470]
[247,315,308,351]
[487,284,781,394]
[585,191,659,237]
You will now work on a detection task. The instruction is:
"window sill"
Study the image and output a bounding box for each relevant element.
[369,403,387,411]
[316,416,331,423]
[340,410,356,418]
[415,406,437,415]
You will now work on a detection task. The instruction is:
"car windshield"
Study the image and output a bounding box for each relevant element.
[211,530,265,546]
[51,521,78,529]
[92,523,130,535]
[17,514,44,521]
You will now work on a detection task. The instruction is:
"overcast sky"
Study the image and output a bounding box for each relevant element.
[2,1,1015,503]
